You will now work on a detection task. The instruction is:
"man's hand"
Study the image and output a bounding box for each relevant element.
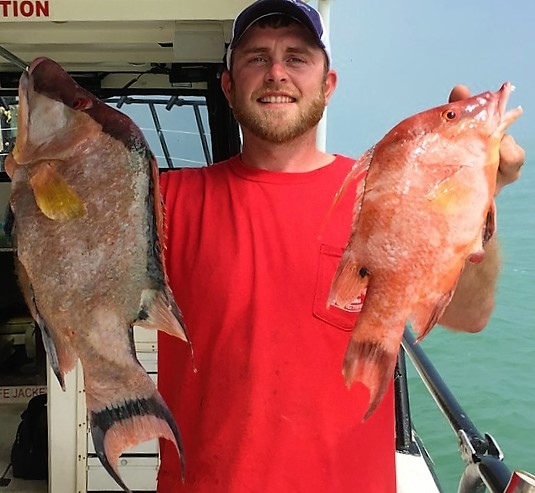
[449,84,525,195]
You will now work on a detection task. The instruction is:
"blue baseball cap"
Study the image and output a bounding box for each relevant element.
[226,0,331,70]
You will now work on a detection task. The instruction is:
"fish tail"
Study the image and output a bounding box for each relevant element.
[88,391,184,490]
[342,320,403,420]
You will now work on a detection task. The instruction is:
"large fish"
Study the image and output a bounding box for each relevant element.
[5,57,190,491]
[328,83,522,419]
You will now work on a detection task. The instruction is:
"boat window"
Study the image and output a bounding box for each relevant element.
[0,94,212,174]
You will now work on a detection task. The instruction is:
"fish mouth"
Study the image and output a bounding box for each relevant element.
[11,59,49,164]
[12,65,31,163]
[496,82,523,131]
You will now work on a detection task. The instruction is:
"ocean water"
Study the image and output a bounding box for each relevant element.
[406,155,535,492]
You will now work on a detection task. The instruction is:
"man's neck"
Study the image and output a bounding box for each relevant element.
[239,131,335,173]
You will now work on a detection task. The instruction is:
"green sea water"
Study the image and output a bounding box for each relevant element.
[406,155,535,492]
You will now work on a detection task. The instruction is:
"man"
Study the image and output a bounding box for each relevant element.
[157,1,525,492]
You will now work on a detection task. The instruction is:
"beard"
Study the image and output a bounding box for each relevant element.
[229,83,327,144]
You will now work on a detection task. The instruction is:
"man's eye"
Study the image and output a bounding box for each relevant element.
[287,57,305,64]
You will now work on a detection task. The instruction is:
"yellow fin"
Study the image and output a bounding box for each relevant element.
[29,162,86,220]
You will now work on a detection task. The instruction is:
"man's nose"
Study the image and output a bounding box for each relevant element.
[265,61,288,83]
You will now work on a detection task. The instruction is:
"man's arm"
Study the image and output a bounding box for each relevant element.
[438,85,525,332]
[438,236,500,332]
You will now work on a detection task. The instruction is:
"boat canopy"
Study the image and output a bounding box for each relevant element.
[0,0,251,76]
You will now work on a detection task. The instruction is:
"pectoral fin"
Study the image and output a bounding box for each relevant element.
[328,256,369,310]
[424,167,463,207]
[29,162,86,220]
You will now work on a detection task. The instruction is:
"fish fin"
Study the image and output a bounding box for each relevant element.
[4,153,16,178]
[468,201,497,264]
[35,316,69,390]
[482,201,497,245]
[343,336,400,421]
[142,155,192,346]
[328,251,369,309]
[424,167,463,204]
[88,393,185,490]
[412,288,456,342]
[135,288,189,343]
[320,148,374,239]
[150,153,164,240]
[29,161,87,220]
[333,147,374,209]
[468,202,497,263]
[14,257,75,388]
[3,204,14,238]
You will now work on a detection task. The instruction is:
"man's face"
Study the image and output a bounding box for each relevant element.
[222,22,336,144]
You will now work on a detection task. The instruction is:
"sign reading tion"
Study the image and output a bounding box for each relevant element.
[0,0,50,18]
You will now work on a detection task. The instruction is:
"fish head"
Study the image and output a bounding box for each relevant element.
[10,57,104,171]
[9,57,149,177]
[381,83,522,167]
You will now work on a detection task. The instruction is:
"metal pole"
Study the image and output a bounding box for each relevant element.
[402,328,513,493]
[148,102,174,168]
[316,0,332,152]
[193,105,212,165]
[0,45,28,71]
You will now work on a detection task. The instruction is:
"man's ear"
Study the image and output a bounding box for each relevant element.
[324,69,338,105]
[221,70,233,108]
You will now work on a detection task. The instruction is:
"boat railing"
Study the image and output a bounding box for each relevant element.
[397,326,535,493]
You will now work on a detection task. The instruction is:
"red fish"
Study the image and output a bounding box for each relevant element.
[5,57,189,492]
[328,83,522,419]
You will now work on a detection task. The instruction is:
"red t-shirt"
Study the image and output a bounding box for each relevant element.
[157,155,396,493]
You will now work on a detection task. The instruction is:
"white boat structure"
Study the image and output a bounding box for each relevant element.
[0,1,534,492]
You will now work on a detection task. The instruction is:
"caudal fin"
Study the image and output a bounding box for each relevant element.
[343,333,401,420]
[89,393,184,492]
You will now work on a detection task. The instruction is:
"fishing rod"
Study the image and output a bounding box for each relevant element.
[401,327,519,493]
[0,45,28,71]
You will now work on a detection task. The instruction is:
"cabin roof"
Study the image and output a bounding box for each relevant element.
[0,0,251,82]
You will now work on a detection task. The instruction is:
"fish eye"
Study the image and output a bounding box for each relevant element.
[441,109,457,121]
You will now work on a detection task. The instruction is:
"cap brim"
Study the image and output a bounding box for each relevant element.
[230,0,326,50]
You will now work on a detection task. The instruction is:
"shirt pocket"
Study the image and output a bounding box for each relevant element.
[313,244,364,331]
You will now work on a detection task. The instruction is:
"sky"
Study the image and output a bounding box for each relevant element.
[324,0,534,156]
[319,1,535,482]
